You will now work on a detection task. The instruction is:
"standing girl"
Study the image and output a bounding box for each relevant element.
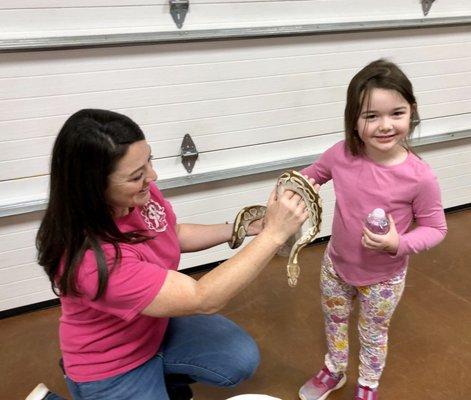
[298,59,447,400]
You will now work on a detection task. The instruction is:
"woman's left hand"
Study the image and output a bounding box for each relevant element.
[361,214,400,254]
[247,217,265,236]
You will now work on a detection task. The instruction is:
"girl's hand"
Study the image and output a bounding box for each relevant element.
[244,174,318,238]
[304,175,320,193]
[361,214,400,254]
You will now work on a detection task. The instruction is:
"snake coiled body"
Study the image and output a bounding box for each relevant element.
[229,170,322,287]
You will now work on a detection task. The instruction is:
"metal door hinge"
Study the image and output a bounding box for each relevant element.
[421,0,435,16]
[169,0,189,29]
[181,134,198,173]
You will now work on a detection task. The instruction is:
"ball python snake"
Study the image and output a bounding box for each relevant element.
[228,170,322,287]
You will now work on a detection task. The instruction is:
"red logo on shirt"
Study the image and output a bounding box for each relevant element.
[141,199,168,232]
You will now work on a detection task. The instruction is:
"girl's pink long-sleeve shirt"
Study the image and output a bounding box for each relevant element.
[301,141,447,286]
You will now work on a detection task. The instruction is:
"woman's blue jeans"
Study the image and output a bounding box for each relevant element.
[48,314,260,399]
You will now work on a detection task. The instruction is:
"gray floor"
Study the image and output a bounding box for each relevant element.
[1,209,470,400]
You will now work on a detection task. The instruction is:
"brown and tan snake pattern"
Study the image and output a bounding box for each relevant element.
[229,170,322,287]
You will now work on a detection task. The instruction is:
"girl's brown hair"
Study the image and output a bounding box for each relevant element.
[344,59,420,156]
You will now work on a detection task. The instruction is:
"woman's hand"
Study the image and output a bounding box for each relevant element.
[246,218,264,236]
[361,214,400,254]
[246,176,317,238]
[262,187,309,246]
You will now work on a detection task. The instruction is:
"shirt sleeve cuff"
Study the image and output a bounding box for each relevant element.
[393,236,408,258]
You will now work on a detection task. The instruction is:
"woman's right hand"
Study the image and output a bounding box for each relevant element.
[262,188,309,246]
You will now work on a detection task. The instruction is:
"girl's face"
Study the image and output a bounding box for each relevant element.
[105,140,158,217]
[356,88,413,162]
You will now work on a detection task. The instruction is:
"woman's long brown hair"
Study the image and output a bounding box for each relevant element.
[36,109,151,300]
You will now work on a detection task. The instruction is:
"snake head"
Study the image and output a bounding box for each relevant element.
[287,263,300,287]
[287,276,298,287]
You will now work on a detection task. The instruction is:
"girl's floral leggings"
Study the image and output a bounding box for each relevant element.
[320,251,406,384]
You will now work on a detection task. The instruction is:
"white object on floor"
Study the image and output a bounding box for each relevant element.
[25,383,50,400]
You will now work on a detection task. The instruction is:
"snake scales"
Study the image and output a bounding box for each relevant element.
[228,170,322,287]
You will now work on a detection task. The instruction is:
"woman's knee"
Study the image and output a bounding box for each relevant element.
[215,316,261,385]
[217,321,260,385]
[229,336,260,385]
[187,329,260,388]
[164,314,260,387]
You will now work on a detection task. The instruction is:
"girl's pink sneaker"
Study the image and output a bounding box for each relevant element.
[354,384,378,400]
[298,366,346,400]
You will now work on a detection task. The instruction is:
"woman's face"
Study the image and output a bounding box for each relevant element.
[105,140,157,217]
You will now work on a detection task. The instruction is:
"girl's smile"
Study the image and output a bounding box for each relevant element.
[373,133,397,143]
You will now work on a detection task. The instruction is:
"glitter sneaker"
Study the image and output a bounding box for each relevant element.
[298,366,346,400]
[354,384,378,400]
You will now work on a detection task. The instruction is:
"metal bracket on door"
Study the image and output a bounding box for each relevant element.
[421,0,435,16]
[181,134,198,173]
[169,0,189,29]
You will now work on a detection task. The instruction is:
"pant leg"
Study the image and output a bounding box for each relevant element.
[320,252,356,374]
[65,355,169,400]
[159,314,260,388]
[357,269,407,384]
[44,393,67,400]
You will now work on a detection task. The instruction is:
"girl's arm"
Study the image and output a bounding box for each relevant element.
[362,173,447,255]
[395,174,447,256]
[300,141,340,184]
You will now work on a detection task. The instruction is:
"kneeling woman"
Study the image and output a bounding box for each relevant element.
[34,109,309,400]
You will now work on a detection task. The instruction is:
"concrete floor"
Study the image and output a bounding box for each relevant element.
[1,208,470,400]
